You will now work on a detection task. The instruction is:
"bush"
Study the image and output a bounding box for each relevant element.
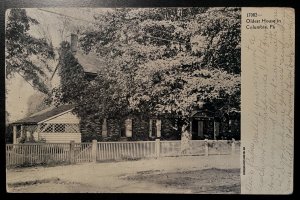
[5,125,13,144]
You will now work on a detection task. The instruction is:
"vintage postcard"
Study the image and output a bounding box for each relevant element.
[4,7,294,194]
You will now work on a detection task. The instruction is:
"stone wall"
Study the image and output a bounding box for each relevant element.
[80,116,182,141]
[131,117,150,140]
[80,117,103,142]
[161,118,181,140]
[80,116,239,142]
[107,118,121,137]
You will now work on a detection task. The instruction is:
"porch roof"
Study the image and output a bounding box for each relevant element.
[11,105,75,125]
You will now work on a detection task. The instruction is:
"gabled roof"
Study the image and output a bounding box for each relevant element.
[11,105,75,125]
[75,50,106,74]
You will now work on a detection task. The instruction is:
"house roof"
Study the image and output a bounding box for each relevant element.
[75,50,106,74]
[11,105,75,125]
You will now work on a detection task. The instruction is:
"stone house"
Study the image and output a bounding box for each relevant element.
[10,33,240,143]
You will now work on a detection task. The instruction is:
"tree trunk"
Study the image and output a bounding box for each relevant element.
[180,121,192,154]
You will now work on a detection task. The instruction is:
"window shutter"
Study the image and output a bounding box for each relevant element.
[156,119,161,138]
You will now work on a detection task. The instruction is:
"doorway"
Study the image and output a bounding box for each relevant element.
[191,119,209,139]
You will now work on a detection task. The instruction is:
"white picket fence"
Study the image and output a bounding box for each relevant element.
[6,142,92,167]
[6,139,240,167]
[6,143,70,166]
[97,141,156,161]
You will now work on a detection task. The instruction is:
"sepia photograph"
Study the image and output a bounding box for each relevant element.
[5,7,242,193]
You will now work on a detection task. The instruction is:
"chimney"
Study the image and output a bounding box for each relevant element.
[70,33,78,54]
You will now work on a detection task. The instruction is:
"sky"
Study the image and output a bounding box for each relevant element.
[6,8,110,122]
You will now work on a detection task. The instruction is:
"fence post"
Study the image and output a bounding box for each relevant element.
[69,140,75,164]
[204,139,209,156]
[92,140,97,163]
[155,139,160,158]
[13,125,17,144]
[231,138,235,155]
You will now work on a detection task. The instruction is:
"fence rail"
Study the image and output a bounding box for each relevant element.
[6,143,70,167]
[75,143,93,163]
[6,139,240,167]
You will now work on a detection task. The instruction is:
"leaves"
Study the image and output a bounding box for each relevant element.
[5,9,55,94]
[57,7,241,137]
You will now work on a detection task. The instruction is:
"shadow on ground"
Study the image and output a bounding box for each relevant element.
[123,168,240,194]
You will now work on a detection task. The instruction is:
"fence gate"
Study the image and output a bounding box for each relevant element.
[74,143,93,163]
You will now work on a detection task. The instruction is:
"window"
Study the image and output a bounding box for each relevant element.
[44,124,53,132]
[120,122,126,137]
[149,119,161,138]
[54,124,65,132]
[125,119,132,137]
[39,123,80,133]
[149,119,156,137]
[65,124,80,133]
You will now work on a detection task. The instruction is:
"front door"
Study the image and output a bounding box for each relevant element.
[197,120,204,138]
[192,119,209,139]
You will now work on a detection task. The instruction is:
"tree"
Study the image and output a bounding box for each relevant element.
[58,8,241,140]
[56,42,129,115]
[5,8,55,94]
[53,41,131,141]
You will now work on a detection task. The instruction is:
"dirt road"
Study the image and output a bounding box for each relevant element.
[7,154,240,193]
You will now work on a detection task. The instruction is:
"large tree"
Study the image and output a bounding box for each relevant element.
[57,7,241,140]
[5,8,55,94]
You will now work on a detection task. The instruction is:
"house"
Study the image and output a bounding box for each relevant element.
[10,104,172,143]
[10,34,240,143]
[11,105,81,144]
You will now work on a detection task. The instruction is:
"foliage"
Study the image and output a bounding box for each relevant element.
[57,8,241,139]
[5,125,13,144]
[54,42,88,104]
[5,8,55,94]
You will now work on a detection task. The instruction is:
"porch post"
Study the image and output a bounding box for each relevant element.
[37,124,41,141]
[13,125,17,144]
[20,125,24,140]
